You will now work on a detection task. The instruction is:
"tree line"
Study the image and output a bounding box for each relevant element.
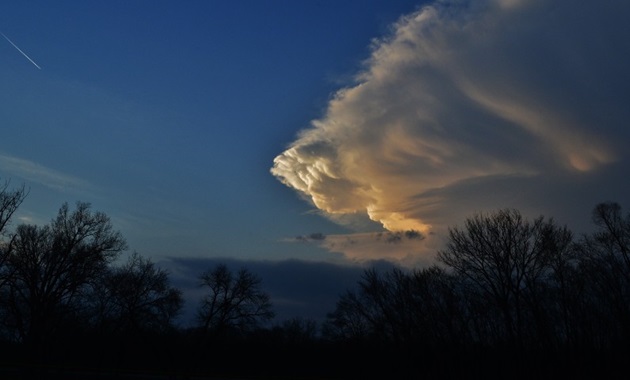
[1,180,629,378]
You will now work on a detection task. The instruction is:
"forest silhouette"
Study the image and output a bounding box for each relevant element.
[0,180,629,379]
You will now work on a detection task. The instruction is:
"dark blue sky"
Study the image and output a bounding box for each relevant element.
[1,0,422,263]
[2,0,630,324]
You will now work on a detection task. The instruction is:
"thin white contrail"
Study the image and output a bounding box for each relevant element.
[1,31,41,69]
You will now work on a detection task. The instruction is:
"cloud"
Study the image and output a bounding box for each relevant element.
[271,0,630,262]
[288,229,432,266]
[0,152,92,193]
[320,231,432,266]
[295,232,327,242]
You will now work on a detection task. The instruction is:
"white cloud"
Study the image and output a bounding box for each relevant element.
[272,0,630,263]
[0,152,92,193]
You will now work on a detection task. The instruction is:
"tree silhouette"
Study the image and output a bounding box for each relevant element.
[0,181,28,288]
[0,201,126,359]
[0,197,628,379]
[576,202,630,343]
[197,264,274,335]
[323,265,464,347]
[90,252,183,334]
[437,208,573,346]
[278,317,318,344]
[322,286,372,341]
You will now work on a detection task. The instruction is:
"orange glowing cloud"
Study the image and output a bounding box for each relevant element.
[272,0,629,263]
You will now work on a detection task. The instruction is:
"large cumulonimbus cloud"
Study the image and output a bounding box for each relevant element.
[271,0,630,261]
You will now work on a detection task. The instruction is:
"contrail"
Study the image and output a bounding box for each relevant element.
[1,31,41,69]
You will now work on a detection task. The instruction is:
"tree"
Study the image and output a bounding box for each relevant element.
[90,252,183,334]
[437,208,573,346]
[406,266,468,346]
[583,202,630,276]
[0,180,27,236]
[278,317,318,345]
[576,202,630,343]
[197,264,274,335]
[0,201,126,356]
[322,288,373,341]
[323,266,464,345]
[0,180,28,287]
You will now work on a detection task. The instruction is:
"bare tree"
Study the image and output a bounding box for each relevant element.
[322,289,373,341]
[407,266,468,345]
[279,317,319,344]
[0,180,28,287]
[323,266,464,345]
[576,202,630,343]
[0,180,28,235]
[437,208,572,346]
[584,202,630,274]
[1,201,126,355]
[90,252,183,334]
[349,268,416,343]
[197,264,274,335]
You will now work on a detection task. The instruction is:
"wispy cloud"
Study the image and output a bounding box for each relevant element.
[272,0,630,262]
[0,153,92,193]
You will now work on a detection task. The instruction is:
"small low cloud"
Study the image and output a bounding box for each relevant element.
[382,229,423,243]
[288,229,431,267]
[295,232,327,242]
[272,0,630,262]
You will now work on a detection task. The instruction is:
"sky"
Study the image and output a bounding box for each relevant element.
[2,0,630,324]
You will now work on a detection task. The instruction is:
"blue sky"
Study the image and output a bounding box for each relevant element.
[1,0,420,261]
[2,0,630,324]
